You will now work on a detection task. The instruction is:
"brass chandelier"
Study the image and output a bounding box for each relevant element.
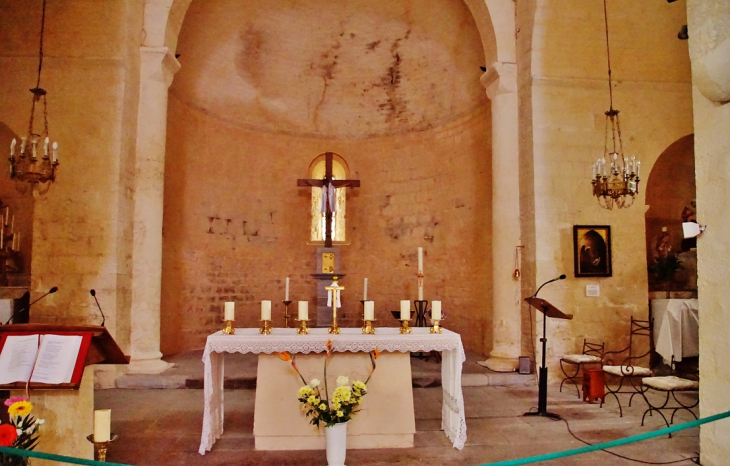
[591,0,640,210]
[8,0,59,194]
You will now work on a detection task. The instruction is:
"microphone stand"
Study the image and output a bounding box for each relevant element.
[4,287,58,325]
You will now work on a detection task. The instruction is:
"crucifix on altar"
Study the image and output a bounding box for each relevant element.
[297,152,360,248]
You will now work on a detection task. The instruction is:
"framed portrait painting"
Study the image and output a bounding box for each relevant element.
[573,225,612,277]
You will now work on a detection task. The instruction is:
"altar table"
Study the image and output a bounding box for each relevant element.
[198,327,467,454]
[651,299,699,364]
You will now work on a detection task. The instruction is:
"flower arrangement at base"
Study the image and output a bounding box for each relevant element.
[278,342,379,427]
[0,397,44,466]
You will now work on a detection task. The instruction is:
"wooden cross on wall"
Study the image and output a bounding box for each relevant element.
[297,152,360,247]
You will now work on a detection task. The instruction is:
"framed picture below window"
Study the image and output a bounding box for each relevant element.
[573,225,612,277]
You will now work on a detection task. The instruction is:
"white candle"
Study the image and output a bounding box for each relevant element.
[400,300,410,320]
[418,247,423,272]
[364,301,374,321]
[44,137,49,156]
[417,248,424,300]
[224,302,235,321]
[363,278,368,300]
[285,277,289,301]
[10,139,15,156]
[261,300,271,321]
[298,301,308,320]
[4,208,7,224]
[52,141,58,162]
[94,409,111,442]
[432,301,442,320]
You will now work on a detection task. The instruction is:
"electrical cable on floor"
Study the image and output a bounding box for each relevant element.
[554,416,701,465]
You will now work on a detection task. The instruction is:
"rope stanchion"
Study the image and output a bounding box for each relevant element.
[479,410,730,466]
[0,446,132,466]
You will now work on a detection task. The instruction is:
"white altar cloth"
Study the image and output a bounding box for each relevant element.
[198,327,467,454]
[652,299,699,364]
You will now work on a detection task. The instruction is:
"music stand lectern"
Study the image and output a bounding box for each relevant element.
[524,297,573,419]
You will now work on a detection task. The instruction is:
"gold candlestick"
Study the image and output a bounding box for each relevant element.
[362,319,376,335]
[86,434,118,462]
[430,318,443,334]
[260,319,272,335]
[283,300,293,328]
[399,318,412,334]
[222,320,235,335]
[296,318,310,335]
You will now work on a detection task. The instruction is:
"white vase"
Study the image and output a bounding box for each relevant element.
[325,422,348,466]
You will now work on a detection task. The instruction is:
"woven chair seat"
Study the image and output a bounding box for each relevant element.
[602,365,651,377]
[642,375,699,391]
[561,354,602,364]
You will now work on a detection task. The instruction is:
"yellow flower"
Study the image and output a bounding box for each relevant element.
[337,410,344,417]
[353,381,366,391]
[319,403,327,410]
[9,401,33,417]
[307,395,317,404]
[333,401,341,409]
[298,386,313,397]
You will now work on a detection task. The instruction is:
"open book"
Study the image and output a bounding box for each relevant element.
[0,334,83,385]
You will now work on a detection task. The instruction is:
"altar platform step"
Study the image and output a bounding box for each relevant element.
[114,350,536,390]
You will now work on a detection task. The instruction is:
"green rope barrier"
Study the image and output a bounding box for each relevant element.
[479,410,730,466]
[0,446,132,466]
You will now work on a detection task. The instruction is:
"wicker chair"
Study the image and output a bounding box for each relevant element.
[559,339,605,398]
[601,317,653,416]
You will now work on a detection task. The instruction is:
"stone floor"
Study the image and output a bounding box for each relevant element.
[98,352,700,466]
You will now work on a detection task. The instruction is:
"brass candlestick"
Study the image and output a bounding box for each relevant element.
[328,313,340,334]
[362,319,376,335]
[222,320,235,335]
[296,318,310,335]
[86,434,118,462]
[259,319,272,335]
[283,300,293,328]
[430,318,444,334]
[399,318,412,334]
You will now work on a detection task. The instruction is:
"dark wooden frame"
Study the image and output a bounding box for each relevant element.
[573,225,612,277]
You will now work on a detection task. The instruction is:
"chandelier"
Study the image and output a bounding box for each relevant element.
[8,0,59,194]
[591,0,640,210]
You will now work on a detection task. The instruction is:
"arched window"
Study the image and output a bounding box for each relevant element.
[309,155,347,242]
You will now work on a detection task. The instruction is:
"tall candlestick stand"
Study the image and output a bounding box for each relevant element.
[413,300,429,327]
[399,318,412,334]
[282,300,293,328]
[86,434,118,462]
[296,318,310,335]
[259,319,272,335]
[222,320,235,335]
[362,319,376,335]
[328,312,340,334]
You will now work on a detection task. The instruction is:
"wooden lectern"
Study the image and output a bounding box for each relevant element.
[0,324,128,390]
[524,297,573,419]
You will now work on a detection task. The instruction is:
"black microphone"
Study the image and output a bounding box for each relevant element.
[4,286,59,325]
[90,289,105,327]
[533,274,566,298]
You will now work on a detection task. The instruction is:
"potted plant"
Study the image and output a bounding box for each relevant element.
[649,254,682,298]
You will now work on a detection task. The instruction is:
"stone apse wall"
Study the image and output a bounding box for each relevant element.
[161,0,493,355]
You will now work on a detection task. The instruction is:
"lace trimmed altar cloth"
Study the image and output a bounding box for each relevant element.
[198,327,467,454]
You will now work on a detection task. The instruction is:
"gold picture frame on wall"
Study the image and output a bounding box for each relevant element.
[573,225,612,277]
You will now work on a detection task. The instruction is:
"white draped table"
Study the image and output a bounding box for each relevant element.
[651,298,699,364]
[198,327,467,454]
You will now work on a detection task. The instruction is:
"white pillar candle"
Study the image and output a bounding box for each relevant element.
[364,301,374,321]
[94,409,111,442]
[363,278,368,300]
[432,301,442,320]
[224,302,235,321]
[285,277,289,301]
[261,300,271,321]
[400,300,410,320]
[298,301,308,320]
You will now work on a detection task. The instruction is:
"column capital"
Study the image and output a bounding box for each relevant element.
[480,62,517,99]
[140,46,182,88]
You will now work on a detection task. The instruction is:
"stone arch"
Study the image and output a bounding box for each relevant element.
[129,0,517,371]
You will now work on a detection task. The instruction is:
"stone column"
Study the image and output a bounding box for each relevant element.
[127,46,180,374]
[479,62,522,372]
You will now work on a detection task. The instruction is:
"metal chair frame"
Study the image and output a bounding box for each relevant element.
[640,356,699,437]
[559,339,605,398]
[600,317,652,416]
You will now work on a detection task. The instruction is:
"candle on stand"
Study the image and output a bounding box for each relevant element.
[364,301,374,321]
[94,409,111,442]
[224,302,235,321]
[432,301,442,320]
[363,278,368,300]
[52,141,58,162]
[261,300,271,320]
[400,300,410,320]
[417,247,424,300]
[298,301,308,320]
[285,277,290,301]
